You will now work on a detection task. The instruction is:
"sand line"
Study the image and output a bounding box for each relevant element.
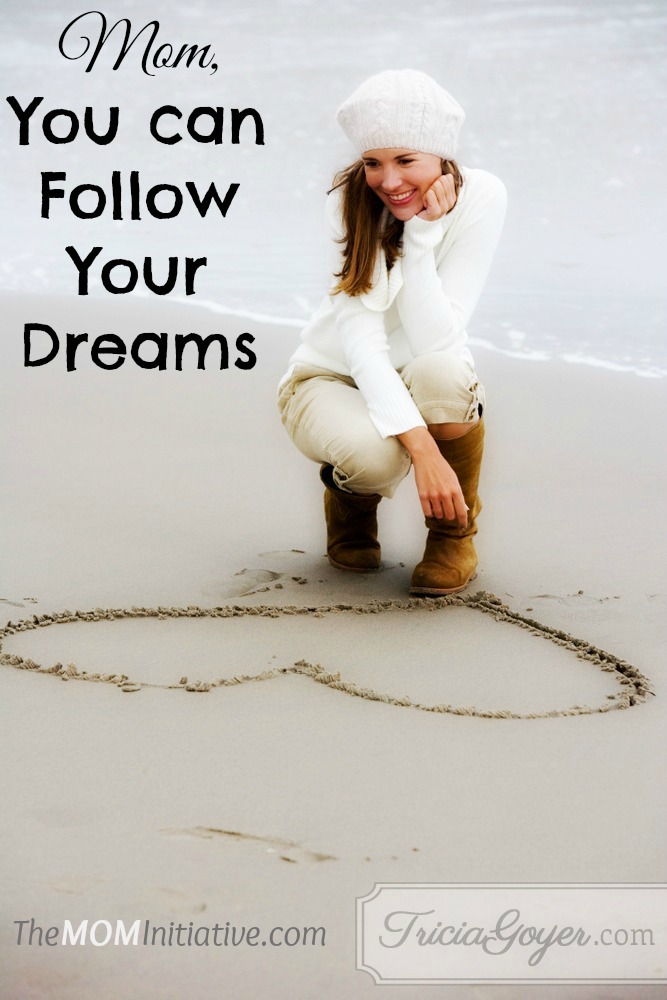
[0,591,653,719]
[160,826,337,862]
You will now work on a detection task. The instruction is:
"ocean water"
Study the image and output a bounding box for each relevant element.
[1,0,666,375]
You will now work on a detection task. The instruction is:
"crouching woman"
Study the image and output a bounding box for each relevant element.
[277,69,507,595]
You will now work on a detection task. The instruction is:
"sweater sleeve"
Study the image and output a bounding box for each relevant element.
[396,172,508,356]
[324,191,427,439]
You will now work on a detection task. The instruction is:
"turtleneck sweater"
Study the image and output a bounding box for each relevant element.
[280,165,507,438]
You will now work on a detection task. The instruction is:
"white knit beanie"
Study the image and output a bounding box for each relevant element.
[336,69,465,159]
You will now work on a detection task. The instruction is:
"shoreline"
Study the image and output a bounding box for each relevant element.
[2,289,665,379]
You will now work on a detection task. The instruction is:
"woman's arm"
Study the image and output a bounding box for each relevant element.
[396,172,508,356]
[397,426,468,525]
[329,293,425,433]
[325,188,472,521]
[325,190,428,439]
[334,294,468,523]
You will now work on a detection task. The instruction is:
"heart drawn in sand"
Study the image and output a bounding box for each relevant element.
[0,592,653,720]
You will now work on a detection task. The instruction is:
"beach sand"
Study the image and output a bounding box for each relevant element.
[1,293,665,998]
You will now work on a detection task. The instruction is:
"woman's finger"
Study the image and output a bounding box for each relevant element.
[431,498,445,520]
[441,495,456,522]
[453,491,468,528]
[421,177,456,219]
[432,178,447,204]
[441,175,456,211]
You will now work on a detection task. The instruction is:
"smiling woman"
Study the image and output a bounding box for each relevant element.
[362,150,457,217]
[277,69,507,596]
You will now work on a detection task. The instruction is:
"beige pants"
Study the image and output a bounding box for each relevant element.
[277,352,485,498]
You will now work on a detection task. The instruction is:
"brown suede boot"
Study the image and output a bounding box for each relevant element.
[320,464,382,572]
[409,419,485,596]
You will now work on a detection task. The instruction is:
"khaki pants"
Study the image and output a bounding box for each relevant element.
[277,352,485,498]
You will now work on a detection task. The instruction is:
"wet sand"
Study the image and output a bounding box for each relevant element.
[1,293,665,998]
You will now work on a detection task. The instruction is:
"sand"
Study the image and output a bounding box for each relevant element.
[1,292,666,998]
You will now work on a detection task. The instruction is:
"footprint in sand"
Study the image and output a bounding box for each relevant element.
[211,568,284,598]
[206,553,316,598]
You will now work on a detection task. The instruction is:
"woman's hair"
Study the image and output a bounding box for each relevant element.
[328,158,464,297]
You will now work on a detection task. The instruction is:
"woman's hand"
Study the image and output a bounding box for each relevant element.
[397,427,468,525]
[412,450,468,525]
[416,173,457,222]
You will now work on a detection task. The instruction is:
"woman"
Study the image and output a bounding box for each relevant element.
[277,69,507,595]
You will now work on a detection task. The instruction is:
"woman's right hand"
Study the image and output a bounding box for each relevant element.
[397,427,468,526]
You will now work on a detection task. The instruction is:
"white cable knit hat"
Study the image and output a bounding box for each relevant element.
[336,69,465,159]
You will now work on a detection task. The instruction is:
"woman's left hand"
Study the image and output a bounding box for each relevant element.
[416,174,457,221]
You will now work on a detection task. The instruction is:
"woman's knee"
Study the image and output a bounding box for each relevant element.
[333,437,411,498]
[401,352,485,425]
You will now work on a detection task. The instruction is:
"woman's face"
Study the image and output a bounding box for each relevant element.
[362,148,444,220]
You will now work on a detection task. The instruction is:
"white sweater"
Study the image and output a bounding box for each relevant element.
[281,165,507,439]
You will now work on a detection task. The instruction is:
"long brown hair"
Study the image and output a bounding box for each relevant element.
[328,158,464,297]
